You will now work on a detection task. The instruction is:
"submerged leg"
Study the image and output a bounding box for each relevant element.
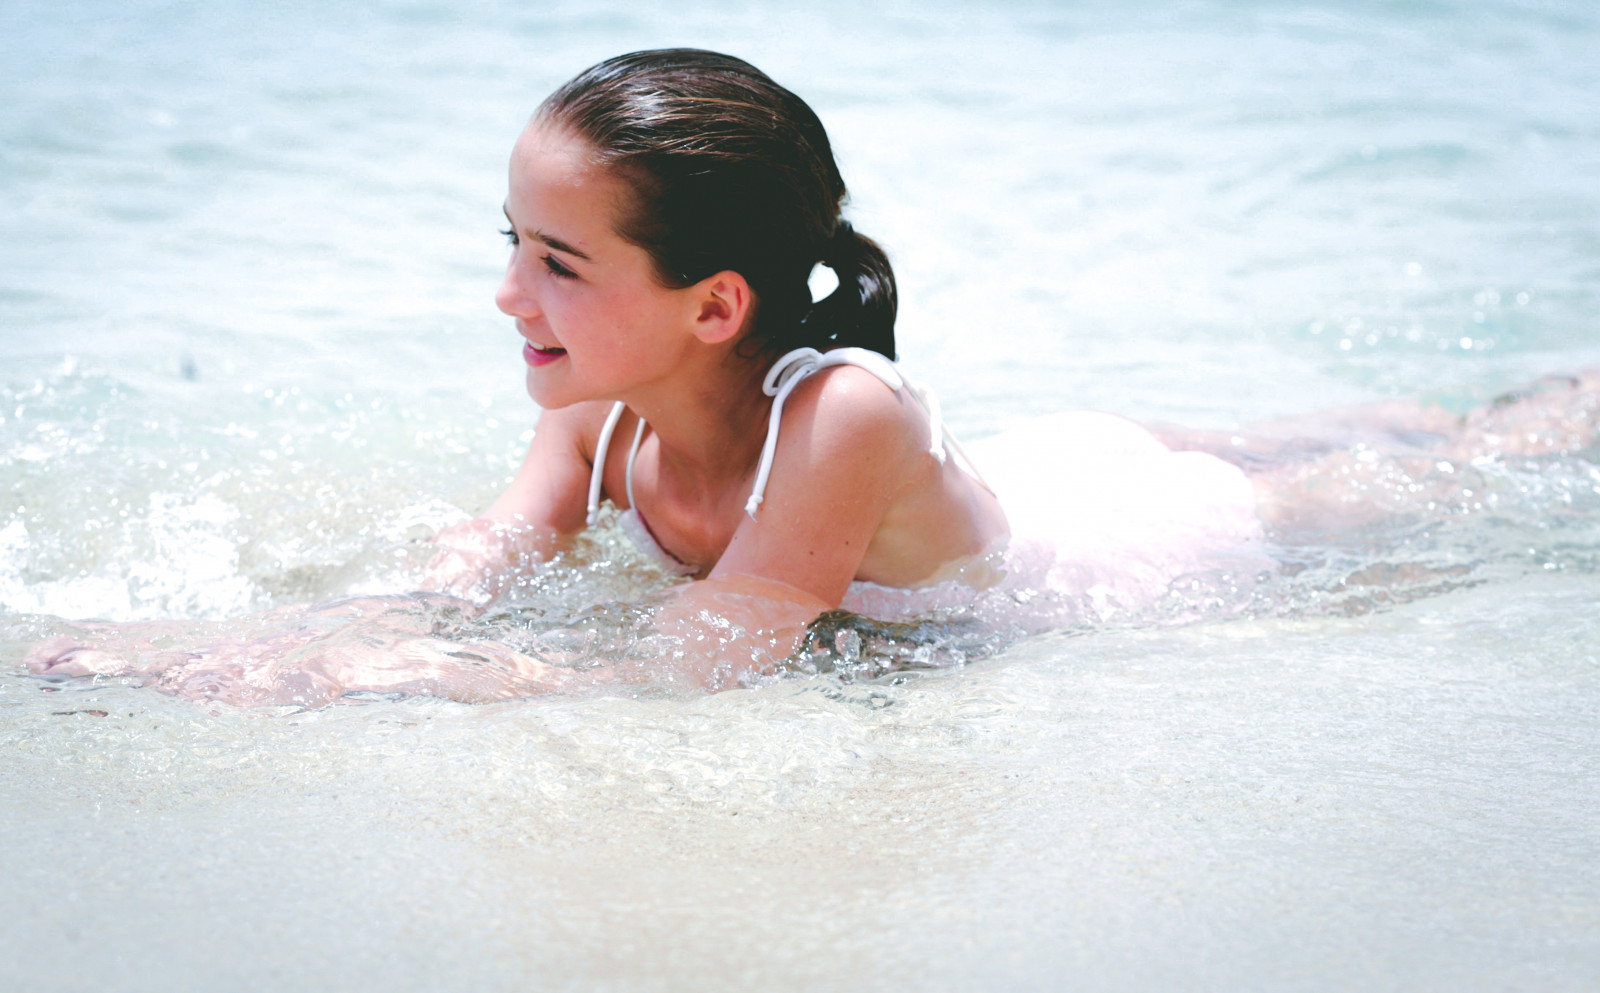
[1456,371,1600,457]
[1150,369,1600,535]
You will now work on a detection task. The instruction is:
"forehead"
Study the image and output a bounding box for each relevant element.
[506,124,631,237]
[511,122,597,180]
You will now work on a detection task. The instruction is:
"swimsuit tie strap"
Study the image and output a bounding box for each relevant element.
[624,415,648,509]
[585,401,628,526]
[747,346,957,519]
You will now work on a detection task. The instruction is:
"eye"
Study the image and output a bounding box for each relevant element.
[541,254,578,279]
[499,226,519,247]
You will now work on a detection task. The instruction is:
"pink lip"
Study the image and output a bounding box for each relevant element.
[523,341,567,367]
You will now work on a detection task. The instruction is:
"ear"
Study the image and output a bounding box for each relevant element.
[688,270,754,345]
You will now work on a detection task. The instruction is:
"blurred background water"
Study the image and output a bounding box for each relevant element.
[2,0,1598,989]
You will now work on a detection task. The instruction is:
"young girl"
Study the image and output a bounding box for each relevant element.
[24,49,1599,705]
[422,47,1031,677]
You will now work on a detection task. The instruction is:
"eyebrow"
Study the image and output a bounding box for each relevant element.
[503,204,592,262]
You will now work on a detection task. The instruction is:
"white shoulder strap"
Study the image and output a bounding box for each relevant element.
[744,346,987,519]
[624,415,648,509]
[585,401,627,527]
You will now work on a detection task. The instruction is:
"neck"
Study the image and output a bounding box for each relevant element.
[621,345,773,492]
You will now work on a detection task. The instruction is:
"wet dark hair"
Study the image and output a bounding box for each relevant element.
[536,48,897,360]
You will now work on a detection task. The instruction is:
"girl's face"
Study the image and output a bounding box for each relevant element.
[496,124,699,410]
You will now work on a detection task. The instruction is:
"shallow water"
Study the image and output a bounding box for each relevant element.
[4,0,1600,989]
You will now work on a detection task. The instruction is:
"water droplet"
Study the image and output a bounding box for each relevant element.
[833,628,862,662]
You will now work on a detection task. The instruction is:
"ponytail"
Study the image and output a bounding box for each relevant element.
[799,222,898,360]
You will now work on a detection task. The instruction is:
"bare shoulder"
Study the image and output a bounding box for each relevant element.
[533,399,625,464]
[714,363,937,604]
[777,364,932,465]
[484,400,621,534]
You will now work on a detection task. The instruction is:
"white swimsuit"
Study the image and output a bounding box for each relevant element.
[583,346,986,577]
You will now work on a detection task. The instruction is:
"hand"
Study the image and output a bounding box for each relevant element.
[421,518,546,602]
[641,573,829,690]
[150,633,558,707]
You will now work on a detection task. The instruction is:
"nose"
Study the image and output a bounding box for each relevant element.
[495,257,537,320]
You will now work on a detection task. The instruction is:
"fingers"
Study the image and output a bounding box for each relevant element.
[23,637,135,676]
[22,636,78,672]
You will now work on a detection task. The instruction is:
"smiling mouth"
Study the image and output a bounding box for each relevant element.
[523,341,567,367]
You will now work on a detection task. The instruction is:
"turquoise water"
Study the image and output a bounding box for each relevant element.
[3,1,1599,989]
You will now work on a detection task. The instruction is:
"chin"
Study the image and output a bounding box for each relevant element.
[525,369,578,410]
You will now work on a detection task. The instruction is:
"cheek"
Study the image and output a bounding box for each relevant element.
[537,286,582,332]
[576,292,643,346]
[605,287,680,341]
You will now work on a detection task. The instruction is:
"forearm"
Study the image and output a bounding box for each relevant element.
[638,574,829,690]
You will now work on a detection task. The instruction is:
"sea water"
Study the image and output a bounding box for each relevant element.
[3,0,1599,988]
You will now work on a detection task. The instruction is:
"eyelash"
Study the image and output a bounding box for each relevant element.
[542,254,577,279]
[501,226,577,280]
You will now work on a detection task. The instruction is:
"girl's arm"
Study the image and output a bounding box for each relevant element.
[710,366,930,603]
[643,368,933,687]
[422,401,607,598]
